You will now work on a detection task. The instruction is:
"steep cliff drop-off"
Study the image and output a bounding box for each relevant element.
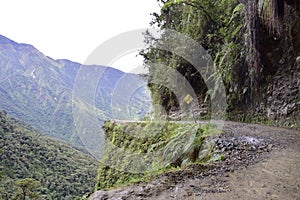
[90,122,300,200]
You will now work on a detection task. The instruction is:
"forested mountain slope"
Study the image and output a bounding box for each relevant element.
[0,34,150,148]
[0,110,98,199]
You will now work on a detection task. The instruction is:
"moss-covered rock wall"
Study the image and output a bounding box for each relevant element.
[94,121,218,190]
[143,0,300,128]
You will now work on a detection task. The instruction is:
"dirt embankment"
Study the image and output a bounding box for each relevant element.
[90,121,300,200]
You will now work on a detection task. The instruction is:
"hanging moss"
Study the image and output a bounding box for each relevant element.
[258,0,284,35]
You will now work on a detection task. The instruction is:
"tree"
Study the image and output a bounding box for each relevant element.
[142,0,245,112]
[15,178,40,200]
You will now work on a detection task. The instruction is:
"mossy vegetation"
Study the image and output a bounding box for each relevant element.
[142,0,299,127]
[142,0,248,113]
[95,121,221,190]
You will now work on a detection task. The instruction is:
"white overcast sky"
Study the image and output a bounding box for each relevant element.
[0,0,160,72]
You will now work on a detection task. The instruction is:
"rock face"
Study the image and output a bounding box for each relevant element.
[223,1,300,126]
[260,1,300,123]
[266,58,300,120]
[233,1,300,125]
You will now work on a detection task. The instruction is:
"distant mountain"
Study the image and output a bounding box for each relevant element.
[0,34,151,156]
[0,110,98,199]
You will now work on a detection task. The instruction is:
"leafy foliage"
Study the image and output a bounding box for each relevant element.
[144,0,299,118]
[142,0,248,113]
[14,178,41,200]
[0,111,98,199]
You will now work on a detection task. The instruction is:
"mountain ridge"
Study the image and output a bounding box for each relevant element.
[0,34,150,155]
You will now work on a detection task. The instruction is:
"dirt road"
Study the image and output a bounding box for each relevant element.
[90,121,300,200]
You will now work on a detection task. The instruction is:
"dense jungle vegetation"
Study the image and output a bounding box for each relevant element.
[142,0,300,125]
[0,111,98,199]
